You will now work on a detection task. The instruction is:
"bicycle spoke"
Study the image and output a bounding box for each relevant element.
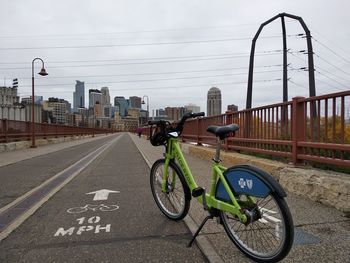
[221,192,289,259]
[151,161,189,220]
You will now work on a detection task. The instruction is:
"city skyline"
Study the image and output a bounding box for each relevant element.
[0,1,349,116]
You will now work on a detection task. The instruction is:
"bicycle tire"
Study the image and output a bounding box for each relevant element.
[220,191,294,262]
[150,159,191,221]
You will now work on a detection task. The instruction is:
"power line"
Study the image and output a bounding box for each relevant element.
[288,50,350,88]
[0,52,282,70]
[315,69,349,90]
[17,72,282,88]
[313,52,350,79]
[0,50,282,65]
[288,79,308,90]
[0,23,261,39]
[312,36,350,65]
[288,64,347,92]
[15,68,283,80]
[0,35,299,51]
[19,78,282,92]
[309,27,350,58]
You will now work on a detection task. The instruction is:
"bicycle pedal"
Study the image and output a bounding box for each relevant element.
[192,187,204,197]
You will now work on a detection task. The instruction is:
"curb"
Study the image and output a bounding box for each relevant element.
[130,134,223,263]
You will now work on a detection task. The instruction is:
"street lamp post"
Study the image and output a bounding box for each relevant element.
[31,58,48,148]
[141,95,149,124]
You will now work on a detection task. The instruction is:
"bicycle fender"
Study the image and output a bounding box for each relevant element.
[216,165,286,200]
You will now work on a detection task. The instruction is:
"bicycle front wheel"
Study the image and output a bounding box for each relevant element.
[220,192,294,263]
[150,159,190,221]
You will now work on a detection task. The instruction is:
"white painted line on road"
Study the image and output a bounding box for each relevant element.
[86,189,120,201]
[0,134,123,242]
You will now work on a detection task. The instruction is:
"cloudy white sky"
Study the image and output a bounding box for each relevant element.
[1,0,349,115]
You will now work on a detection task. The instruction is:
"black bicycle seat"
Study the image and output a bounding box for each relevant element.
[207,124,239,140]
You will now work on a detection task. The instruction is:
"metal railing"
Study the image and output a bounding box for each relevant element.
[145,91,350,168]
[0,119,115,143]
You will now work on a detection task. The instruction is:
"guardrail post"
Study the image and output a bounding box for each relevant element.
[2,119,8,143]
[43,123,47,139]
[26,121,30,141]
[292,96,306,165]
[55,124,58,138]
[196,118,201,146]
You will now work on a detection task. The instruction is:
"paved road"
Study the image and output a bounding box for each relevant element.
[0,133,207,262]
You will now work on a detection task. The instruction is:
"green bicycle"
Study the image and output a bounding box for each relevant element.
[148,112,294,263]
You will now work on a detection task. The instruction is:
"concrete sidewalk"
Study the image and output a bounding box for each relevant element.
[129,133,350,263]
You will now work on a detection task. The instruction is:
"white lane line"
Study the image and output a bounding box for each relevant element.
[0,134,123,242]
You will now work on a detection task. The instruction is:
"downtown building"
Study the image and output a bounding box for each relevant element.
[129,96,142,109]
[114,96,128,118]
[207,87,222,116]
[165,107,186,121]
[227,104,238,112]
[0,84,26,121]
[185,104,200,114]
[43,97,71,124]
[73,80,85,112]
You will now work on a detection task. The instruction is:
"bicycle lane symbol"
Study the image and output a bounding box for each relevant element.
[66,204,119,213]
[53,189,120,237]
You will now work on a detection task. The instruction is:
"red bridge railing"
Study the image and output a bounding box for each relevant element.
[145,91,350,168]
[0,120,115,143]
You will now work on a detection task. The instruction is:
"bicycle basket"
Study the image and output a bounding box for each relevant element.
[150,126,168,146]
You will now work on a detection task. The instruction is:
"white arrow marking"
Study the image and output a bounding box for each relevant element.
[86,189,120,201]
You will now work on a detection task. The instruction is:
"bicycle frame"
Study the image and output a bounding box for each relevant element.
[162,137,248,223]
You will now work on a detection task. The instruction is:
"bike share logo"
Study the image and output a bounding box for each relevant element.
[238,178,253,189]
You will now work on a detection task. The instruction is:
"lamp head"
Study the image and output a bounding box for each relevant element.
[141,100,145,105]
[38,68,48,76]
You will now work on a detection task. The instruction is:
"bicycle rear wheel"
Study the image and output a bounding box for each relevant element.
[220,192,294,262]
[150,159,190,221]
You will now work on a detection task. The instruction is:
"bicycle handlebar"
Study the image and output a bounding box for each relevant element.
[148,112,205,135]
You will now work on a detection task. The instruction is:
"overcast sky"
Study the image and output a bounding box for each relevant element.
[1,0,349,115]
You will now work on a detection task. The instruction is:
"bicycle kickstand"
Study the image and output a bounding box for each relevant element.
[188,187,213,247]
[187,214,213,247]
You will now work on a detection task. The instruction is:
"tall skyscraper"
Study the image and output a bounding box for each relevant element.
[89,89,102,108]
[207,87,222,116]
[101,87,110,106]
[73,80,85,112]
[114,96,128,118]
[100,87,112,117]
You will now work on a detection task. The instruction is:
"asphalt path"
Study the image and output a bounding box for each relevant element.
[0,133,207,262]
